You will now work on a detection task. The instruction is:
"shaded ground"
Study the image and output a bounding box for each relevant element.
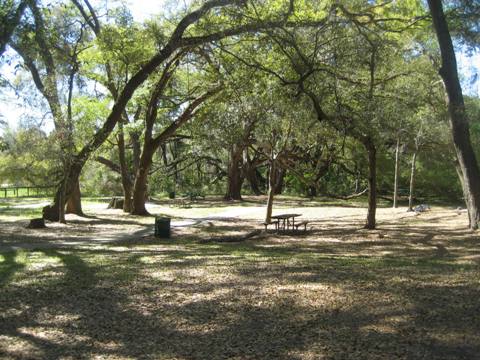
[0,196,479,359]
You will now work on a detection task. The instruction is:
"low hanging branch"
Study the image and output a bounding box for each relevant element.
[323,188,368,200]
[96,156,122,174]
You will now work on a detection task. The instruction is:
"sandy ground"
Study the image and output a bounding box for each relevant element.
[1,198,479,359]
[0,198,478,261]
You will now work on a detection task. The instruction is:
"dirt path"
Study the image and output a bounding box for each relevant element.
[0,200,475,255]
[0,202,265,251]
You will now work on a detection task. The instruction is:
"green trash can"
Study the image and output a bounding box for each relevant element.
[155,217,171,238]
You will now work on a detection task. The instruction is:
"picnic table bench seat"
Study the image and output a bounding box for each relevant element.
[294,220,309,231]
[263,219,280,231]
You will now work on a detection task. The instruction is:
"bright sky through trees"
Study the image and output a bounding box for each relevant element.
[0,0,478,133]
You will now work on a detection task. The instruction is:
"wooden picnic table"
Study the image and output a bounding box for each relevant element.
[271,213,302,231]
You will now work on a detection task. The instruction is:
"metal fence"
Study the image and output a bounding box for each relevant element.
[0,186,55,198]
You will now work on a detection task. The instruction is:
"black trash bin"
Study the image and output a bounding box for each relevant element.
[155,217,171,238]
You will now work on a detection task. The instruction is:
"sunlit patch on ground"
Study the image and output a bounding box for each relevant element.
[0,197,479,359]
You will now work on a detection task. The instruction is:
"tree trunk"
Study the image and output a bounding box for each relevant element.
[160,143,168,166]
[363,138,377,230]
[428,0,480,229]
[265,160,276,223]
[246,166,263,195]
[354,167,361,194]
[273,168,285,195]
[43,163,82,222]
[244,154,263,195]
[454,160,470,207]
[65,180,83,215]
[132,132,141,175]
[407,151,417,212]
[171,140,180,187]
[224,169,244,200]
[393,137,400,208]
[131,147,154,216]
[224,146,244,200]
[122,184,133,213]
[118,121,134,213]
[132,88,216,213]
[58,183,66,224]
[42,188,60,221]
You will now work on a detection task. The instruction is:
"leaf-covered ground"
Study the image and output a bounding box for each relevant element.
[0,197,479,359]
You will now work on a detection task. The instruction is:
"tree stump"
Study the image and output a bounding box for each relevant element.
[27,218,46,229]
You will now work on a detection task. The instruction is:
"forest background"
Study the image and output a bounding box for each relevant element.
[0,0,479,228]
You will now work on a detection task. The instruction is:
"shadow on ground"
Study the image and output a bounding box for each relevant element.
[0,221,479,359]
[0,201,479,359]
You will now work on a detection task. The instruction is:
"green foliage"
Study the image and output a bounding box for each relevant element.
[81,160,123,196]
[72,96,111,146]
[1,0,478,203]
[0,125,60,186]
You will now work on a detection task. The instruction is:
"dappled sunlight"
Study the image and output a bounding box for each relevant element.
[0,199,479,358]
[18,325,91,347]
[0,335,42,359]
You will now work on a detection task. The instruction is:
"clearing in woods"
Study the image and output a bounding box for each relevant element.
[0,196,479,359]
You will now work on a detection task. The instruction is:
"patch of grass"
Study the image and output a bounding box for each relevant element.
[0,197,50,207]
[0,206,42,218]
[0,196,110,219]
[0,188,54,198]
